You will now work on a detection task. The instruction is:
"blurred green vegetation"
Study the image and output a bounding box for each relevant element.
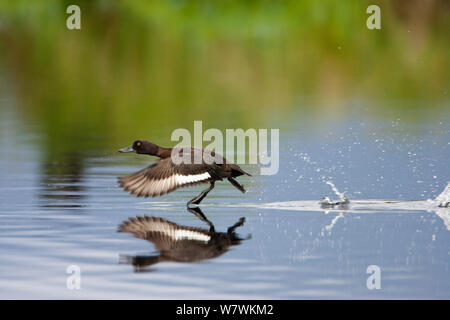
[0,0,449,156]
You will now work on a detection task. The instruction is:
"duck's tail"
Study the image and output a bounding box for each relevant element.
[230,164,252,177]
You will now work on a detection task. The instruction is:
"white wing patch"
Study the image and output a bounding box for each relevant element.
[145,219,211,242]
[174,172,211,186]
[173,230,211,242]
[125,218,211,242]
[120,170,211,197]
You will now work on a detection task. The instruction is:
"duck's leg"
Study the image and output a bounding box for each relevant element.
[187,206,215,232]
[227,217,245,234]
[187,181,215,206]
[228,177,246,193]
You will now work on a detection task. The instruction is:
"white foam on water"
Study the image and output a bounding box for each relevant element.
[432,181,450,207]
[237,199,436,213]
[228,181,450,231]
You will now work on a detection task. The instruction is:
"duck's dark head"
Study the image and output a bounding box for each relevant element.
[119,140,159,155]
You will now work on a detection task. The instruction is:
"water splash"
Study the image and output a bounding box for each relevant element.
[225,181,450,231]
[434,182,450,208]
[324,212,346,232]
[320,181,349,207]
[326,181,348,202]
[228,181,450,213]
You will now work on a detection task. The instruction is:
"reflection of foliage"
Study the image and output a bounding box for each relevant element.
[0,0,449,154]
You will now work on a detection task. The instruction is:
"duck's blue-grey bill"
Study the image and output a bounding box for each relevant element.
[118,146,134,153]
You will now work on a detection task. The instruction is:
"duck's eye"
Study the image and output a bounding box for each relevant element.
[136,142,142,147]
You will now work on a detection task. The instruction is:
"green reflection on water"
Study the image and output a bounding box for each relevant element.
[0,0,449,158]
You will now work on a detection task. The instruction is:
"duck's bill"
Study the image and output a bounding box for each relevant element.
[118,146,134,153]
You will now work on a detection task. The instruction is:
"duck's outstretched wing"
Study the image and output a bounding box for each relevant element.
[118,158,218,197]
[118,216,226,262]
[118,216,211,248]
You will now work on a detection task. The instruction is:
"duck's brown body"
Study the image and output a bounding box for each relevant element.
[118,209,245,269]
[118,140,251,205]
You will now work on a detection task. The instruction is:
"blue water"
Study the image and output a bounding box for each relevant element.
[0,103,449,299]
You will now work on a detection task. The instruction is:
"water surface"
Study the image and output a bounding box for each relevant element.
[1,104,449,299]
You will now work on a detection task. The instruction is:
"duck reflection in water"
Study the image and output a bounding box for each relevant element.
[118,207,249,271]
